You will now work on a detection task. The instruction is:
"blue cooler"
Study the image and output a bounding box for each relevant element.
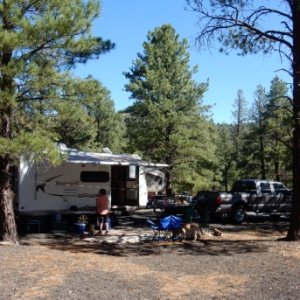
[74,222,87,234]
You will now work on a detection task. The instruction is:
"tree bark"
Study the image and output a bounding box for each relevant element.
[274,160,280,182]
[0,3,18,243]
[0,157,18,243]
[224,164,228,192]
[286,1,300,241]
[259,135,266,180]
[165,169,173,196]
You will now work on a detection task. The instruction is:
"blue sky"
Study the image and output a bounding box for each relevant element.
[74,0,291,123]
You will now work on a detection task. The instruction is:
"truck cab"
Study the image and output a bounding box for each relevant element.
[229,179,292,223]
[195,178,292,224]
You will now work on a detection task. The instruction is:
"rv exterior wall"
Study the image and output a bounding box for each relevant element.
[18,157,37,212]
[138,167,148,207]
[17,151,165,216]
[18,161,111,215]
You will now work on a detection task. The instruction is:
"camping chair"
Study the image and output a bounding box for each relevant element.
[163,204,201,223]
[147,215,183,241]
[146,219,167,240]
[164,215,183,241]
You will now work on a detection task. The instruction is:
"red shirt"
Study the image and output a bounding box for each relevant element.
[96,194,109,215]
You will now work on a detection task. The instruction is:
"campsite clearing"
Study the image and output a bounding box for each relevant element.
[1,211,299,300]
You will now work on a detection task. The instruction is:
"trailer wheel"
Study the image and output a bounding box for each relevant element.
[77,215,88,223]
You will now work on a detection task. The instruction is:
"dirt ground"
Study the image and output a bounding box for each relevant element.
[1,211,300,300]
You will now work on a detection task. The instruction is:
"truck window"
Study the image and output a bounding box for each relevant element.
[80,171,109,182]
[231,181,256,192]
[273,183,286,193]
[260,182,271,193]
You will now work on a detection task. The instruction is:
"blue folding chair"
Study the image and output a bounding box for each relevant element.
[146,219,166,240]
[163,215,183,241]
[147,215,182,241]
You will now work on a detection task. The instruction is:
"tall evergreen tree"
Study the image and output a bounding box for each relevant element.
[231,89,249,175]
[265,76,293,182]
[124,24,211,194]
[244,85,268,179]
[52,76,125,153]
[236,79,292,182]
[186,0,300,240]
[84,78,126,153]
[215,123,237,191]
[0,0,114,243]
[52,77,97,150]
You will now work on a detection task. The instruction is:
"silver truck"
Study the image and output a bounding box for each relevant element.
[194,179,292,224]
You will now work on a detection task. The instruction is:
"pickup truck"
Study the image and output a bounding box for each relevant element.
[194,179,292,224]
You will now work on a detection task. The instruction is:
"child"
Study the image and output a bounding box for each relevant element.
[96,189,110,235]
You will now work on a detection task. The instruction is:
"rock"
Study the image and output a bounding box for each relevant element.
[213,228,222,236]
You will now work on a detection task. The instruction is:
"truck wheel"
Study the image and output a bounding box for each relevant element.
[231,205,246,224]
[270,214,281,222]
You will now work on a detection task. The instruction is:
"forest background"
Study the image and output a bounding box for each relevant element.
[0,1,293,195]
[0,0,297,242]
[61,23,293,195]
[64,1,294,194]
[62,2,293,194]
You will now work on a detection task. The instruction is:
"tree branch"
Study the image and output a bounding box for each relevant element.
[187,0,293,56]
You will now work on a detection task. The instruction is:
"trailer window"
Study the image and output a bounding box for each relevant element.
[127,165,138,180]
[80,171,109,182]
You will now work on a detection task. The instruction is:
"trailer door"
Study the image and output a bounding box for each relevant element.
[111,165,139,207]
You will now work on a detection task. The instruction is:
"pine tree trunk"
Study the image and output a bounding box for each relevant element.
[165,169,172,196]
[286,1,300,241]
[224,165,228,192]
[274,161,280,182]
[0,157,18,243]
[0,9,18,243]
[259,136,266,180]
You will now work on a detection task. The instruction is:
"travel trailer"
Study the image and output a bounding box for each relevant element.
[17,145,167,217]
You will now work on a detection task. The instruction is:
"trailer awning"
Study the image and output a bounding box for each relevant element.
[63,147,168,167]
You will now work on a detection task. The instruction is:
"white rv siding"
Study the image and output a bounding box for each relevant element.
[18,156,36,212]
[18,162,111,215]
[138,167,148,207]
[17,147,167,215]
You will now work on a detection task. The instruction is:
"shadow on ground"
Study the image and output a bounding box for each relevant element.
[18,210,289,258]
[81,239,272,257]
[19,233,279,258]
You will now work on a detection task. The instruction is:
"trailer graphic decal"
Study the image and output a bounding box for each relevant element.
[36,174,99,199]
[36,174,64,193]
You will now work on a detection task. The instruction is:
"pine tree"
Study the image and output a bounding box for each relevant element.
[124,24,211,194]
[245,85,269,179]
[0,0,114,243]
[264,76,293,182]
[215,123,237,191]
[53,76,126,153]
[186,0,300,241]
[231,89,249,176]
[84,78,126,153]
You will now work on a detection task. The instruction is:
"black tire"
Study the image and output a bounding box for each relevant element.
[270,214,281,222]
[231,204,246,224]
[209,211,222,223]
